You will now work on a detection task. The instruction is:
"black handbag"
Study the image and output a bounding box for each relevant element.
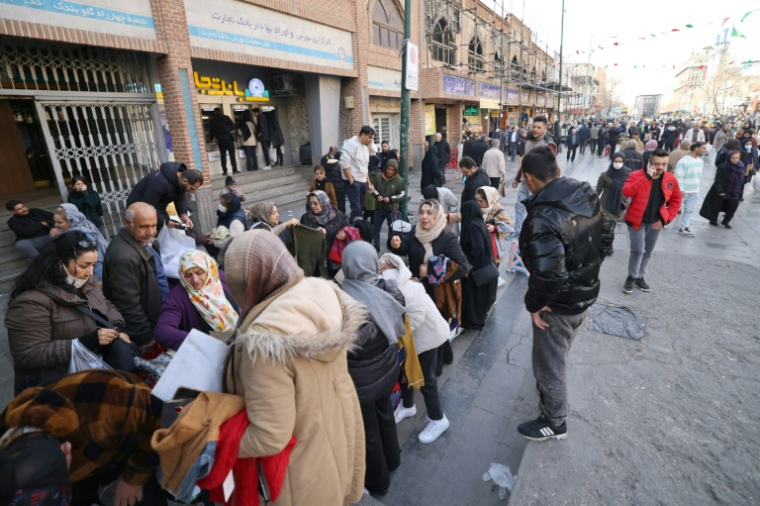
[75,305,140,373]
[471,262,500,286]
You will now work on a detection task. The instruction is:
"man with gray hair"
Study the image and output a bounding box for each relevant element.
[103,203,167,346]
[433,132,451,185]
[482,139,507,189]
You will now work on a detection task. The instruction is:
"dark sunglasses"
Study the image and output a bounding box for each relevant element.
[77,240,98,249]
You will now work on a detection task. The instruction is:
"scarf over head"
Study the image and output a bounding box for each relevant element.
[58,203,108,259]
[604,153,631,214]
[224,230,304,319]
[477,186,500,220]
[178,249,239,332]
[306,190,337,226]
[341,241,405,346]
[422,184,438,200]
[216,194,248,230]
[414,200,447,263]
[248,201,276,229]
[725,151,745,201]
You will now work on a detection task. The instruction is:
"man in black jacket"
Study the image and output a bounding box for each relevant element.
[209,108,238,175]
[5,200,59,258]
[458,156,490,203]
[469,135,490,168]
[607,122,621,160]
[126,162,203,230]
[622,140,645,171]
[253,108,272,169]
[517,146,611,442]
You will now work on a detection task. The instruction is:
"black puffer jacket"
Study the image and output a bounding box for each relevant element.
[519,177,612,315]
[126,162,188,224]
[347,279,404,404]
[461,168,491,203]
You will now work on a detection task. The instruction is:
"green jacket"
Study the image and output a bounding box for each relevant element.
[371,171,406,211]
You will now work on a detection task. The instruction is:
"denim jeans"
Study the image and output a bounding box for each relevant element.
[532,310,588,426]
[627,223,661,278]
[509,143,517,162]
[346,180,367,223]
[679,192,699,230]
[513,181,532,235]
[15,235,54,258]
[373,209,394,250]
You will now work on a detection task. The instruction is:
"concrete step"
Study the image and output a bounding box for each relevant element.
[0,267,26,295]
[209,167,297,189]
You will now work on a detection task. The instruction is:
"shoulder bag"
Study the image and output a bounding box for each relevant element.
[75,305,140,373]
[470,261,500,286]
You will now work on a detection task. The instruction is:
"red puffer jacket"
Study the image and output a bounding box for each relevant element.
[622,169,683,230]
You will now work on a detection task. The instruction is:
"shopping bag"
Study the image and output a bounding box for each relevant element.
[269,146,277,163]
[158,224,196,279]
[68,338,111,374]
[499,180,507,198]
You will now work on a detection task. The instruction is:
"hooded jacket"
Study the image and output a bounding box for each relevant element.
[371,165,406,212]
[519,177,611,315]
[126,162,189,224]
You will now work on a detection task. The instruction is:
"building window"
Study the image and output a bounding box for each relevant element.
[468,36,484,73]
[431,19,454,64]
[511,56,520,80]
[493,49,503,76]
[373,0,404,50]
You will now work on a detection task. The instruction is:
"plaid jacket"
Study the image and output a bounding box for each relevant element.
[0,369,163,486]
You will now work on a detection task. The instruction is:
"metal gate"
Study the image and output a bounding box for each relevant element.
[35,100,161,237]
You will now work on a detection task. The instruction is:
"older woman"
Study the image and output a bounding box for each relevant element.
[224,230,366,506]
[248,201,299,236]
[300,190,348,249]
[6,231,127,393]
[341,241,404,496]
[53,203,108,281]
[389,199,470,373]
[459,201,498,331]
[449,186,512,266]
[153,249,239,350]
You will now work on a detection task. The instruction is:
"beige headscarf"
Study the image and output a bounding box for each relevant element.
[224,230,304,320]
[414,200,447,263]
[478,186,500,220]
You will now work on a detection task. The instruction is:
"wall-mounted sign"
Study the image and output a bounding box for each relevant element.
[479,98,500,109]
[185,0,354,70]
[478,82,501,100]
[444,74,475,96]
[463,105,479,116]
[490,110,500,118]
[368,66,401,91]
[506,89,519,103]
[405,42,418,91]
[424,104,436,136]
[2,0,157,40]
[194,72,269,102]
[247,78,265,97]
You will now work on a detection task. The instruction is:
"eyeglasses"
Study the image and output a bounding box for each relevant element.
[77,240,98,249]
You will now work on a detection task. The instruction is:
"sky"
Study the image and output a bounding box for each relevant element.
[482,0,760,106]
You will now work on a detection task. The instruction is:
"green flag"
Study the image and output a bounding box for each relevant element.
[741,10,757,22]
[685,24,693,28]
[731,26,746,38]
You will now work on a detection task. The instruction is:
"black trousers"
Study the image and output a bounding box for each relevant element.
[243,145,259,171]
[71,470,167,506]
[663,142,675,153]
[589,139,597,154]
[597,139,606,157]
[579,139,588,154]
[401,347,444,420]
[260,140,272,165]
[335,186,346,213]
[435,339,454,375]
[361,395,401,495]
[721,199,740,224]
[490,177,501,189]
[218,141,238,174]
[274,145,284,166]
[566,146,577,161]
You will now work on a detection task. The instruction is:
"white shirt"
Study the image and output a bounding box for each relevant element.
[339,136,370,183]
[483,147,507,179]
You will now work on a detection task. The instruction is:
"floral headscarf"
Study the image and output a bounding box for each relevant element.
[178,249,239,332]
[306,190,337,225]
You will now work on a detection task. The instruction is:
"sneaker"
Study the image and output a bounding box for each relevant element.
[395,404,417,424]
[678,228,695,237]
[517,413,567,442]
[262,165,272,171]
[418,415,450,444]
[497,276,507,288]
[634,277,651,292]
[622,276,635,294]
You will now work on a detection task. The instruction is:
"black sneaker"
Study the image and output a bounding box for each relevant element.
[623,276,635,294]
[518,414,567,441]
[635,277,651,292]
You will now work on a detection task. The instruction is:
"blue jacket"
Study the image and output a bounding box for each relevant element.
[578,126,590,142]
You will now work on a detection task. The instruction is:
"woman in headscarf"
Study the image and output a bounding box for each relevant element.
[389,199,470,373]
[299,189,349,255]
[642,139,658,168]
[67,175,105,236]
[53,203,108,281]
[340,241,404,496]
[700,150,745,228]
[420,142,441,190]
[595,152,631,251]
[448,186,512,267]
[224,230,366,506]
[459,201,498,331]
[210,193,249,266]
[740,137,759,197]
[248,201,300,238]
[379,252,450,444]
[153,249,239,350]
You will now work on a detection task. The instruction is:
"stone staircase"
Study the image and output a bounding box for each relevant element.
[0,166,313,294]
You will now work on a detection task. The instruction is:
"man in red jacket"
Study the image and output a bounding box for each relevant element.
[621,149,682,294]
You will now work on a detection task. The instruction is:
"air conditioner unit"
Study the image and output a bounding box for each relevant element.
[269,73,304,96]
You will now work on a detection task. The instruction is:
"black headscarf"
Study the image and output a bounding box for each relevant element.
[420,148,440,190]
[422,184,438,200]
[604,152,631,214]
[0,432,71,506]
[459,201,493,266]
[217,193,249,229]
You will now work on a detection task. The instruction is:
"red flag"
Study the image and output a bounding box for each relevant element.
[729,61,734,65]
[614,42,619,46]
[671,28,679,32]
[672,65,675,70]
[698,65,704,69]
[722,17,730,26]
[613,63,618,66]
[576,50,579,54]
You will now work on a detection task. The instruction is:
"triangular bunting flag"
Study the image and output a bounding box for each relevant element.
[722,17,730,26]
[671,28,680,32]
[741,10,757,22]
[731,27,746,38]
[686,24,693,28]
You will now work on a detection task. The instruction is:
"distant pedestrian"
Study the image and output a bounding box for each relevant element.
[236,110,259,172]
[509,127,518,162]
[340,126,375,223]
[595,153,630,251]
[699,150,744,228]
[674,141,706,237]
[483,139,506,189]
[621,149,682,294]
[434,133,451,183]
[607,123,621,160]
[642,139,658,168]
[589,123,600,155]
[597,124,608,158]
[578,124,590,154]
[661,123,678,153]
[321,146,345,213]
[209,108,238,175]
[565,128,579,162]
[253,108,272,169]
[469,135,490,168]
[622,140,645,171]
[517,146,610,442]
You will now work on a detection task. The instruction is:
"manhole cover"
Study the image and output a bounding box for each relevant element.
[588,303,644,341]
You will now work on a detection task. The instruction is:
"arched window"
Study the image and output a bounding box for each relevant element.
[431,19,454,64]
[468,36,483,73]
[493,49,503,76]
[373,0,404,50]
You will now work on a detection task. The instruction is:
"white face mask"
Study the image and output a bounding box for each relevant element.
[218,204,228,213]
[745,145,752,151]
[668,126,676,131]
[612,162,624,170]
[62,264,87,289]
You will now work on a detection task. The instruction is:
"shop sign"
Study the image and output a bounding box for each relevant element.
[463,105,479,116]
[478,82,501,100]
[479,98,500,109]
[185,0,355,70]
[506,88,519,103]
[443,74,475,96]
[490,110,500,118]
[194,72,270,102]
[405,42,419,91]
[424,104,436,136]
[2,0,157,40]
[368,66,401,91]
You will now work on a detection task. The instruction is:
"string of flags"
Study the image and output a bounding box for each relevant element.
[565,61,760,71]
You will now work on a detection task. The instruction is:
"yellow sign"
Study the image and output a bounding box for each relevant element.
[193,72,269,102]
[479,98,500,109]
[424,104,436,136]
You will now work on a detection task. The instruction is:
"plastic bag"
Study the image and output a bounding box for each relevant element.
[68,338,111,374]
[269,146,277,163]
[158,224,196,279]
[482,463,515,501]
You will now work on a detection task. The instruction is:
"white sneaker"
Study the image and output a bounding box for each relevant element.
[418,415,450,444]
[395,404,417,424]
[497,276,506,288]
[262,165,272,170]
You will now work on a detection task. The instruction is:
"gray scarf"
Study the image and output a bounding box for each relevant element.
[340,241,405,345]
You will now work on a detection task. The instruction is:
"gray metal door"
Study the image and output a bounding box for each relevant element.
[35,100,161,237]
